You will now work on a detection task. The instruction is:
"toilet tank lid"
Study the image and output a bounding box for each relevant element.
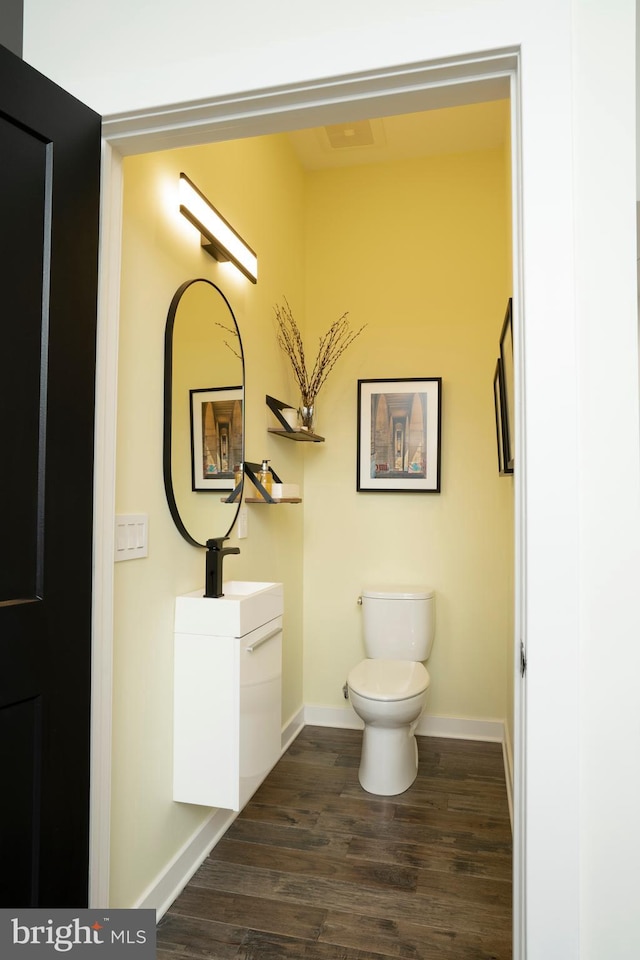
[362,586,434,600]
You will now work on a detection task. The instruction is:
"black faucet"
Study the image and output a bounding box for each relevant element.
[204,537,240,598]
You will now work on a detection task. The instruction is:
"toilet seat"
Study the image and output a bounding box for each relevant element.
[348,658,430,702]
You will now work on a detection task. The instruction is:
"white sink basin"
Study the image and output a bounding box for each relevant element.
[175,581,283,638]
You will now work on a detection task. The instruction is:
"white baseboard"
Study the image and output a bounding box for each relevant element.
[303,704,363,729]
[142,706,511,919]
[304,704,505,743]
[281,707,305,752]
[134,807,237,919]
[416,713,504,742]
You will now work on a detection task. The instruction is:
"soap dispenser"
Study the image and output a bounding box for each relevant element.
[258,459,272,500]
[234,462,244,492]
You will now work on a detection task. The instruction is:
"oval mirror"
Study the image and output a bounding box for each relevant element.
[163,279,244,547]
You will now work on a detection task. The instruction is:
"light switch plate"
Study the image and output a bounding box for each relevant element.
[114,514,148,561]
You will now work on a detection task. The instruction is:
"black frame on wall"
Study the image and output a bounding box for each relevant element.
[498,298,515,472]
[356,376,442,493]
[493,356,513,476]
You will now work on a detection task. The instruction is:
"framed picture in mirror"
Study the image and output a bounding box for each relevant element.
[190,385,243,490]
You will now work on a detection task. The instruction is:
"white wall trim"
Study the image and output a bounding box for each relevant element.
[509,65,525,958]
[417,714,505,742]
[281,707,305,753]
[102,52,516,157]
[304,704,506,743]
[304,704,363,730]
[89,139,123,908]
[134,807,237,919]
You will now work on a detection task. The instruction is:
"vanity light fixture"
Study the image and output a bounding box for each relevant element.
[179,172,258,283]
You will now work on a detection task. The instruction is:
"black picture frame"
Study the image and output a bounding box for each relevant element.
[189,385,243,491]
[499,299,515,470]
[493,358,513,476]
[357,377,442,492]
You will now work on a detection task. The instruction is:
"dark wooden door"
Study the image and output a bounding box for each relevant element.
[0,43,100,907]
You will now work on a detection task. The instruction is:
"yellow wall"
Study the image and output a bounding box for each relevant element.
[113,115,513,906]
[302,147,513,721]
[113,136,307,907]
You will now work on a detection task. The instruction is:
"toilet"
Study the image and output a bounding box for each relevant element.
[348,586,435,796]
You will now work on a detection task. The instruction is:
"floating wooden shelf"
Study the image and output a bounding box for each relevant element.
[245,497,302,504]
[266,395,325,442]
[225,461,302,504]
[267,427,324,443]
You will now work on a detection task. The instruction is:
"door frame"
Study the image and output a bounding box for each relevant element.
[91,48,526,954]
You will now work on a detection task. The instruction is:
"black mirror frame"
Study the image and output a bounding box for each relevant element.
[163,278,244,548]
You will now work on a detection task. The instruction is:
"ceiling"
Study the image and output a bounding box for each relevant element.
[287,98,510,171]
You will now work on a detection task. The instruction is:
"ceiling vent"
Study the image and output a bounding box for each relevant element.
[324,120,377,149]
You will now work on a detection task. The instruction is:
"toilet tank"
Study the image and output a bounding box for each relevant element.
[361,587,435,661]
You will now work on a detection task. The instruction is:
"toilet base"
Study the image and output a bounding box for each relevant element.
[358,723,420,796]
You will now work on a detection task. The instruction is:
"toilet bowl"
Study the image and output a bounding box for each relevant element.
[348,587,435,796]
[348,658,430,795]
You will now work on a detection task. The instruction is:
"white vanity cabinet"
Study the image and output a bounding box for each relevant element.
[173,582,283,810]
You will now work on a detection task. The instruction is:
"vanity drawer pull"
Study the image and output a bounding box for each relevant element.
[245,626,281,653]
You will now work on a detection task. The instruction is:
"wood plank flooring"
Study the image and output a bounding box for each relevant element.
[158,726,512,960]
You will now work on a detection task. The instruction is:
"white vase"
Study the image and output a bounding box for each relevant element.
[281,407,298,430]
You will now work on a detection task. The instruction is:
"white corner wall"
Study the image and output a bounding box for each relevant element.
[572,4,640,955]
[23,0,519,117]
[22,2,640,957]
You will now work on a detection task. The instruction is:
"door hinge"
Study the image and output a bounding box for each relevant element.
[520,640,527,677]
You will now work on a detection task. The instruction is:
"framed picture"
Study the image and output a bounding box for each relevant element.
[499,298,514,470]
[493,358,513,476]
[190,386,243,490]
[357,378,442,492]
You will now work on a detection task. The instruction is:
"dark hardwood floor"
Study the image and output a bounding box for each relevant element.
[158,726,512,960]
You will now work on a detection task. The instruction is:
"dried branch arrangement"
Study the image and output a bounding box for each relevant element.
[215,321,242,361]
[274,298,366,406]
